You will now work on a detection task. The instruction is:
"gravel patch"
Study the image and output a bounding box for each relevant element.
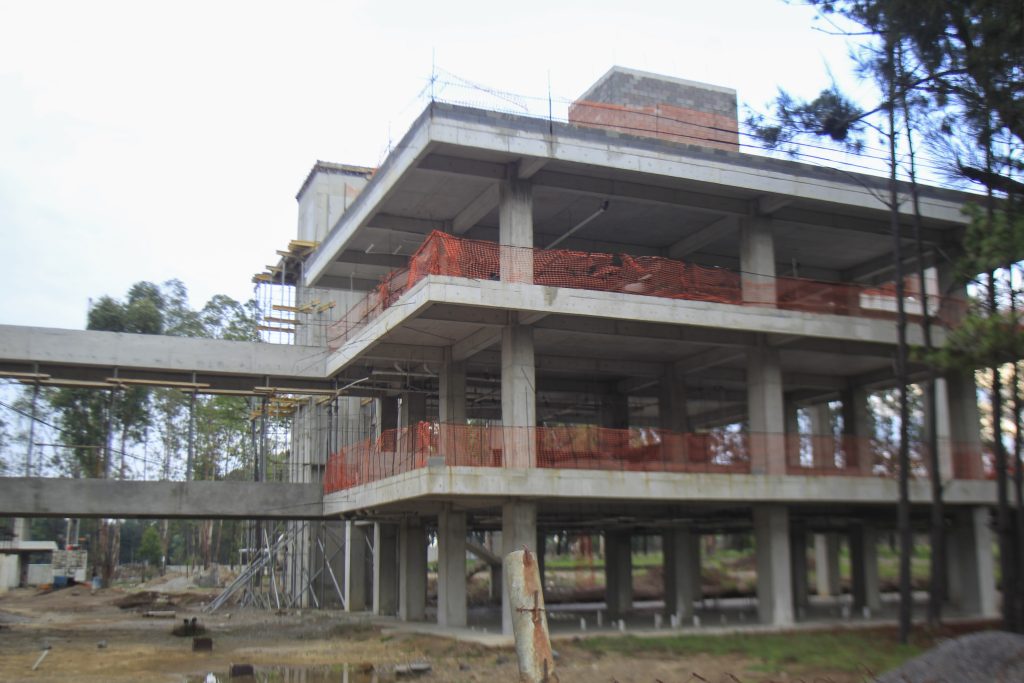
[877,630,1024,682]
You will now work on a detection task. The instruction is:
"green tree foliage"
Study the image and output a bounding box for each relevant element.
[752,0,1024,636]
[138,524,163,567]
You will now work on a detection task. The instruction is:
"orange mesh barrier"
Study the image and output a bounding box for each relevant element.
[327,231,969,351]
[322,423,990,494]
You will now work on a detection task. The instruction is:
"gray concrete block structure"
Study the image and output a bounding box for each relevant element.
[0,67,1001,634]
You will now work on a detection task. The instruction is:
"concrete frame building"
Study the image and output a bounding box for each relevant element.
[0,67,998,632]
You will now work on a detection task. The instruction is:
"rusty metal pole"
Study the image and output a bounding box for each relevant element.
[505,548,558,682]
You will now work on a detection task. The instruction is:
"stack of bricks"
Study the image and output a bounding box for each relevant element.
[569,66,739,152]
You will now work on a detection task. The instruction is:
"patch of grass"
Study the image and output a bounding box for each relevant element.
[576,628,926,676]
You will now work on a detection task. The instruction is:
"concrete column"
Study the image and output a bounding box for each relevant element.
[814,533,841,597]
[930,379,955,479]
[784,398,800,467]
[398,518,427,621]
[379,396,399,435]
[501,320,536,468]
[747,337,786,475]
[754,505,794,626]
[400,393,427,428]
[437,507,467,628]
[499,175,533,284]
[945,370,984,479]
[12,518,29,544]
[947,507,997,617]
[501,501,538,635]
[790,527,809,615]
[344,521,370,612]
[840,385,875,475]
[372,523,399,616]
[600,394,629,429]
[740,216,776,306]
[663,528,699,620]
[808,404,833,469]
[658,364,689,433]
[849,524,881,613]
[604,530,633,620]
[321,520,347,609]
[439,349,467,423]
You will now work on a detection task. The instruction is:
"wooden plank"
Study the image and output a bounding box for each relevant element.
[256,325,296,334]
[263,316,299,325]
[271,305,301,313]
[107,378,211,389]
[0,371,51,381]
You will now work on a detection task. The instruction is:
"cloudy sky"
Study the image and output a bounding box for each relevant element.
[0,0,871,330]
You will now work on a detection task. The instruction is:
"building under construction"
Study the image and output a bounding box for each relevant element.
[0,67,998,633]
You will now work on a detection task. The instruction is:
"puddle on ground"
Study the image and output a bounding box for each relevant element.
[185,663,379,682]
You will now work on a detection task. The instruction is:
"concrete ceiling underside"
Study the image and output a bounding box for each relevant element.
[339,495,947,533]
[315,115,968,291]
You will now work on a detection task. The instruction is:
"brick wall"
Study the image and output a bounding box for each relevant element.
[569,100,739,151]
[570,67,740,152]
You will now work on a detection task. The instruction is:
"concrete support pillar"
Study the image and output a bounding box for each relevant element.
[437,507,467,628]
[754,505,794,626]
[747,337,786,475]
[947,507,997,617]
[658,364,689,433]
[790,527,809,615]
[379,396,399,435]
[784,398,800,466]
[808,404,833,469]
[850,524,881,613]
[936,263,980,477]
[663,528,699,620]
[439,349,467,424]
[12,518,29,544]
[945,370,984,479]
[600,394,629,429]
[372,523,399,616]
[344,521,370,612]
[499,175,533,284]
[398,519,427,621]
[814,533,841,597]
[501,501,538,635]
[322,520,347,609]
[604,530,633,620]
[740,216,776,306]
[930,379,955,479]
[400,393,426,428]
[840,385,875,475]
[501,320,536,468]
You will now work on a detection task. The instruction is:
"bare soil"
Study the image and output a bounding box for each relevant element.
[1,585,867,683]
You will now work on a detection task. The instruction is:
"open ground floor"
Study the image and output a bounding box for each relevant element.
[0,581,1003,683]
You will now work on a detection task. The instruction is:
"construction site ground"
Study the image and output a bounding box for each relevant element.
[0,574,995,683]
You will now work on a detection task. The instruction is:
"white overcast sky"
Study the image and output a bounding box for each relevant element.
[0,0,871,330]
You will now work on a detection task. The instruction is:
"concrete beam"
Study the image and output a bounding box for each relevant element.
[0,326,328,381]
[419,153,508,180]
[451,328,502,361]
[303,116,431,287]
[532,169,751,216]
[338,250,410,269]
[453,184,499,234]
[668,216,738,259]
[323,465,998,516]
[0,479,323,519]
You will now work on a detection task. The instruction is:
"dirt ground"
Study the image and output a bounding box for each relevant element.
[0,583,870,683]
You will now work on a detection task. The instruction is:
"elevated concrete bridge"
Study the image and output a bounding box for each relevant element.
[0,478,323,519]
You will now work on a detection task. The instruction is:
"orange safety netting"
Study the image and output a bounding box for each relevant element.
[321,422,991,494]
[327,232,968,351]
